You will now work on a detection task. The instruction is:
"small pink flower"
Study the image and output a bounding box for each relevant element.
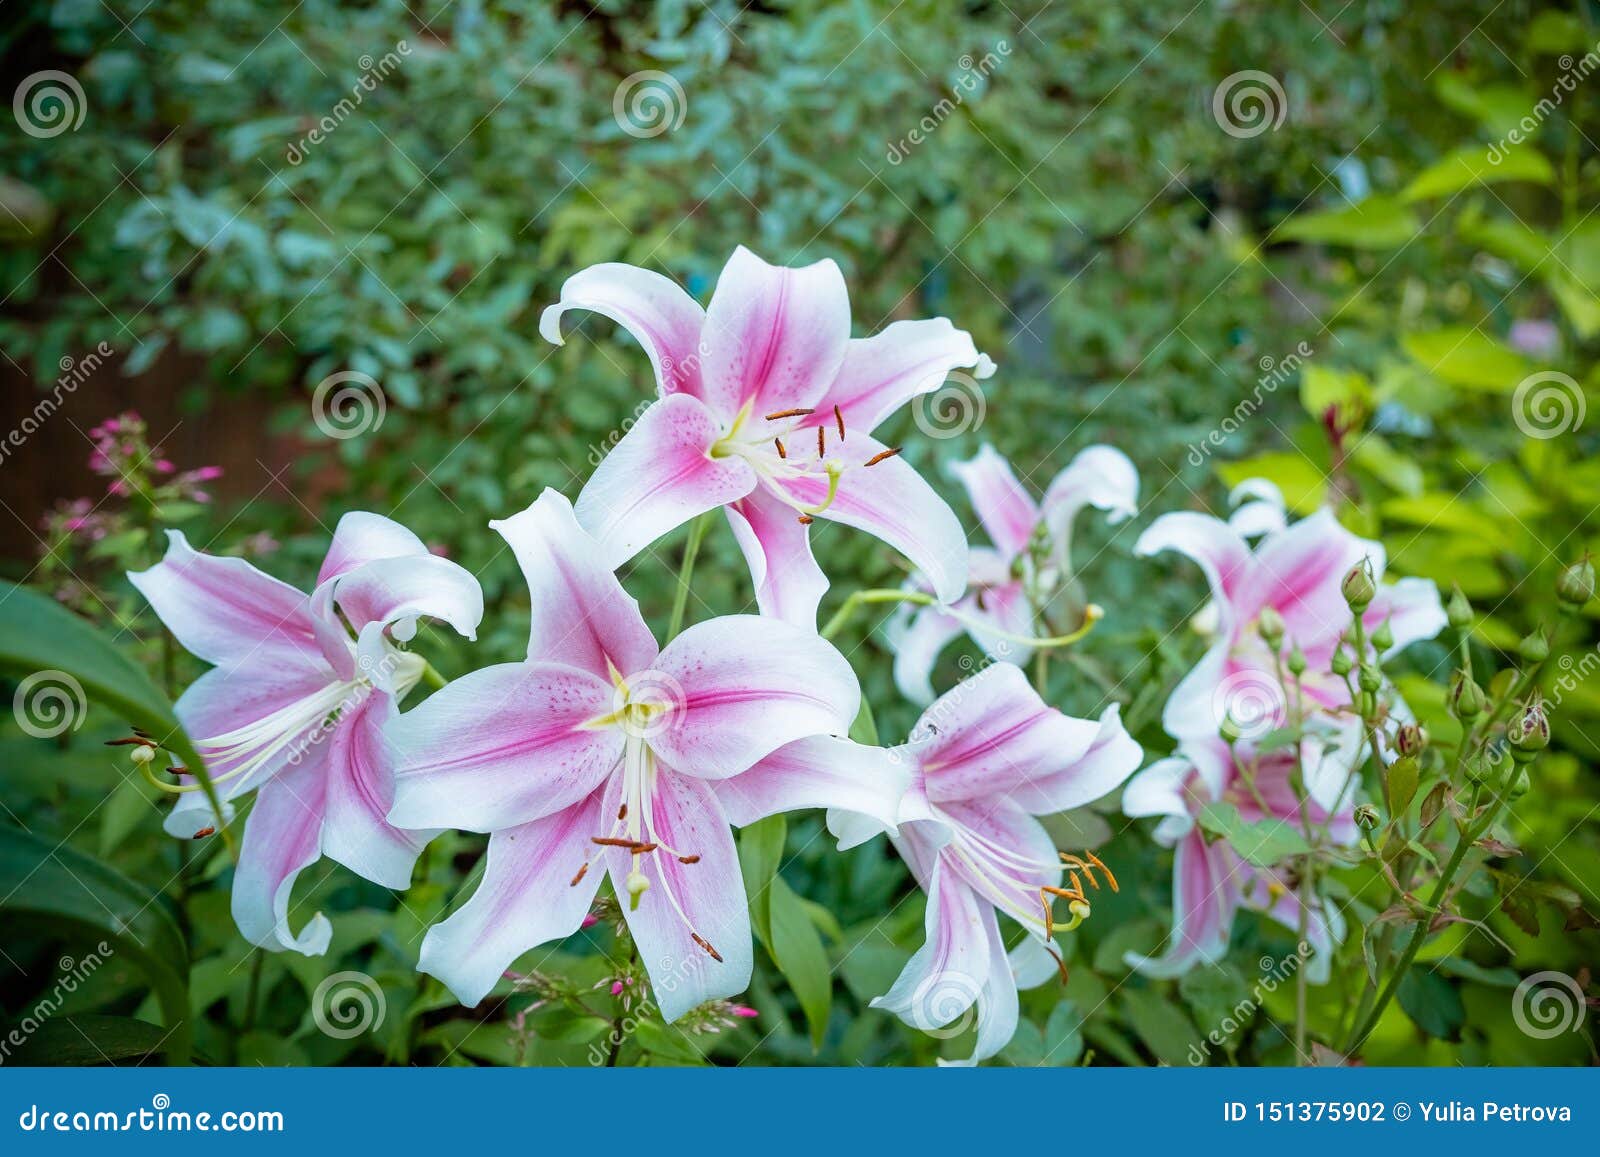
[731,1005,758,1019]
[610,980,625,996]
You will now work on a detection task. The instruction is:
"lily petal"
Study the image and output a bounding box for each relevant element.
[317,511,428,585]
[1001,703,1143,815]
[1039,444,1140,560]
[888,602,966,707]
[814,317,984,436]
[321,694,437,890]
[725,486,830,629]
[330,555,483,688]
[872,862,991,1032]
[129,530,320,669]
[491,488,657,676]
[1125,829,1240,979]
[387,663,623,833]
[939,909,1019,1067]
[714,735,909,833]
[605,769,752,1023]
[699,246,850,423]
[231,760,331,956]
[172,660,335,802]
[1244,508,1376,654]
[650,615,859,780]
[574,394,756,569]
[418,788,607,1007]
[539,262,708,397]
[949,444,1040,559]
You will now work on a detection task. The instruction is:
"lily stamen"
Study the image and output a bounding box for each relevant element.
[833,405,845,440]
[764,407,814,421]
[570,863,589,887]
[691,933,723,963]
[774,437,786,459]
[863,447,900,467]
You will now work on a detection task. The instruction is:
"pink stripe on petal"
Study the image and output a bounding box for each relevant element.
[871,862,992,1032]
[949,444,1040,559]
[724,486,830,630]
[317,511,427,586]
[714,735,909,832]
[814,317,984,436]
[231,760,331,955]
[321,694,438,890]
[539,262,707,398]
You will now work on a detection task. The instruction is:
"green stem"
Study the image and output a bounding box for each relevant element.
[421,660,447,691]
[821,587,1102,651]
[667,513,711,642]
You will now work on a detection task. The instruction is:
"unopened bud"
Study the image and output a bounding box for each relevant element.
[1509,767,1532,800]
[1358,664,1383,694]
[1507,700,1550,757]
[1517,628,1549,664]
[1342,560,1377,614]
[1331,647,1353,677]
[1371,618,1394,652]
[1219,711,1244,745]
[1257,606,1285,648]
[1556,556,1595,608]
[1287,642,1307,678]
[1447,584,1473,630]
[1396,723,1429,758]
[1465,744,1508,785]
[1451,670,1486,720]
[1353,803,1380,831]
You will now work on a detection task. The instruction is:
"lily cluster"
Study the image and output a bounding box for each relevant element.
[1120,483,1446,982]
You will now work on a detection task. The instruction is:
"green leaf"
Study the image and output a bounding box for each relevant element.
[0,825,190,1063]
[0,581,226,835]
[1402,144,1555,202]
[1273,196,1420,250]
[1401,329,1532,393]
[1121,988,1202,1066]
[1,1015,181,1066]
[1387,755,1420,818]
[1215,453,1328,514]
[738,814,787,948]
[1196,800,1311,868]
[1398,969,1465,1040]
[767,876,833,1050]
[632,1019,710,1065]
[1043,999,1085,1065]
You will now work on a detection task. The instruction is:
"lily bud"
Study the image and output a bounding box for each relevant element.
[1517,628,1549,664]
[1509,767,1532,800]
[1507,700,1550,758]
[1450,670,1486,720]
[1353,803,1380,831]
[1371,617,1394,652]
[1257,606,1285,648]
[1396,723,1429,758]
[1446,584,1473,630]
[1465,744,1509,785]
[1556,556,1595,608]
[1219,711,1245,745]
[1357,663,1382,693]
[1342,560,1376,614]
[1287,642,1307,678]
[1330,646,1354,677]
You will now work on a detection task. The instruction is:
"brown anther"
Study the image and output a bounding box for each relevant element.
[617,803,628,821]
[591,836,641,848]
[774,437,786,459]
[1044,943,1070,986]
[1084,850,1119,892]
[105,737,157,748]
[863,447,901,467]
[796,514,813,525]
[570,863,589,887]
[817,426,826,457]
[1069,870,1086,897]
[193,827,215,840]
[691,933,723,963]
[1039,887,1055,938]
[833,404,845,440]
[1042,883,1087,903]
[677,854,701,864]
[631,842,659,855]
[764,408,814,421]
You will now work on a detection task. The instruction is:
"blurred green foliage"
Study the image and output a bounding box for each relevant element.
[1,0,1596,1066]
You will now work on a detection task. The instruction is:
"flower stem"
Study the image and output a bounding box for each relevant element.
[667,513,711,642]
[820,587,1102,652]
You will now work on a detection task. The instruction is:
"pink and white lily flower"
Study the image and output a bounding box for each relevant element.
[1136,493,1445,783]
[540,246,991,628]
[890,443,1139,705]
[129,515,484,954]
[1122,735,1358,981]
[386,489,907,1021]
[831,663,1141,1064]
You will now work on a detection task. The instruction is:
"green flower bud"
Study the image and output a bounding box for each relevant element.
[1396,723,1429,758]
[1219,711,1244,745]
[1517,628,1549,664]
[1330,647,1354,677]
[1451,670,1486,720]
[1465,744,1509,785]
[1257,606,1285,648]
[1507,699,1550,755]
[1509,767,1532,800]
[1353,803,1380,831]
[1446,584,1473,630]
[1287,642,1307,678]
[1371,617,1394,652]
[1357,663,1382,693]
[1556,556,1595,608]
[1342,560,1377,614]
